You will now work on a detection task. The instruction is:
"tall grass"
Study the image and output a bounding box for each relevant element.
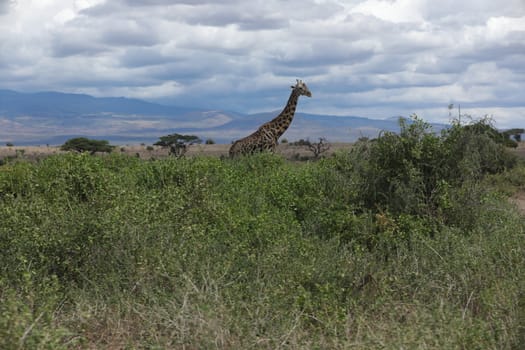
[1,118,524,349]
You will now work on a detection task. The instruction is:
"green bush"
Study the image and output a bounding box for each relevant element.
[61,137,114,154]
[337,116,519,221]
[0,276,74,349]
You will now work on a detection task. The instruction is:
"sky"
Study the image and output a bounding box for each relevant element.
[1,0,524,128]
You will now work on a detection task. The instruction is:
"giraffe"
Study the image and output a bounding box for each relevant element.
[229,79,312,157]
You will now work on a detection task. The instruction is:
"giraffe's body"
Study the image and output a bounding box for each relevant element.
[229,80,312,157]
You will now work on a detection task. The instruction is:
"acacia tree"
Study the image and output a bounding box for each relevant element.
[154,133,202,157]
[61,137,114,154]
[308,137,331,159]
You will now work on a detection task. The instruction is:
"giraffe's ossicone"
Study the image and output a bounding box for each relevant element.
[229,80,312,157]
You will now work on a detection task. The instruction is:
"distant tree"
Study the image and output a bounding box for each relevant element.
[154,133,202,157]
[205,138,216,145]
[5,142,14,147]
[61,137,115,154]
[308,137,331,159]
[289,138,331,159]
[290,139,311,147]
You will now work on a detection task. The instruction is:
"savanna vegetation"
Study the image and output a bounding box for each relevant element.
[1,117,524,349]
[154,133,203,158]
[61,137,115,154]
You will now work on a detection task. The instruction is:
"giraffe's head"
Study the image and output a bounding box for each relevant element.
[291,79,312,97]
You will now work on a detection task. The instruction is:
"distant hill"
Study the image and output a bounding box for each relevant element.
[0,89,447,145]
[0,89,198,117]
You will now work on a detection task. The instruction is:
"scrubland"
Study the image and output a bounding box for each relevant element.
[1,118,524,349]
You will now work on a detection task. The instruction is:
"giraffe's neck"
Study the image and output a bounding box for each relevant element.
[265,89,300,140]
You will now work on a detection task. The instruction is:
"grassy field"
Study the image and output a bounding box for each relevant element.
[1,119,524,349]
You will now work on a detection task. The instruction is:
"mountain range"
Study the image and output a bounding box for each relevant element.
[0,89,446,146]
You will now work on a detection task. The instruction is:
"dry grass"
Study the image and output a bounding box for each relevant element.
[3,140,520,162]
[0,145,65,160]
[0,142,354,161]
[116,142,353,159]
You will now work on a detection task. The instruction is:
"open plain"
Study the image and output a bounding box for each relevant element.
[0,142,355,161]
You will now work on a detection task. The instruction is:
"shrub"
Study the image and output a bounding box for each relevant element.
[503,128,524,143]
[443,118,518,178]
[339,115,518,220]
[61,137,114,154]
[291,139,311,146]
[154,133,202,157]
[307,137,331,159]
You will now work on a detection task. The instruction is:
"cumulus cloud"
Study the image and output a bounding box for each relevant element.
[0,0,524,128]
[0,0,14,15]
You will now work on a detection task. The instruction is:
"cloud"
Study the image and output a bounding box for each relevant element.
[0,0,14,15]
[176,4,290,31]
[0,0,524,129]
